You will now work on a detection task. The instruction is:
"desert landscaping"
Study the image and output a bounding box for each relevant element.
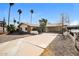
[0,3,79,56]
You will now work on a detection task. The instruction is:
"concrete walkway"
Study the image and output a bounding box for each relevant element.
[0,33,58,56]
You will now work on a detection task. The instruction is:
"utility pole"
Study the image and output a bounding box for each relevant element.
[61,13,64,35]
[65,15,70,32]
[67,16,70,26]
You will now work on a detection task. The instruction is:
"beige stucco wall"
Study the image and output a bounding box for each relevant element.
[19,24,38,33]
[27,26,32,33]
[20,24,28,31]
[0,27,6,33]
[46,26,62,32]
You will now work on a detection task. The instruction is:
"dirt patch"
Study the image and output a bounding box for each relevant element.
[40,48,55,56]
[41,34,79,56]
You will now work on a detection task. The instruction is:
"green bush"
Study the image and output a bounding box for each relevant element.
[32,27,38,31]
[7,24,15,33]
[37,27,42,34]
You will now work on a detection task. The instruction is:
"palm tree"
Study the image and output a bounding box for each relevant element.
[30,9,34,24]
[39,18,48,32]
[13,18,16,26]
[17,21,19,24]
[17,9,22,24]
[8,3,14,26]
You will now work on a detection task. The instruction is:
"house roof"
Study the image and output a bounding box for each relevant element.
[0,21,4,24]
[29,23,62,27]
[46,23,62,27]
[19,23,63,27]
[18,23,39,27]
[71,29,79,33]
[28,24,39,27]
[67,25,79,29]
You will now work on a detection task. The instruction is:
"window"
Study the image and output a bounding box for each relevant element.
[25,28,27,30]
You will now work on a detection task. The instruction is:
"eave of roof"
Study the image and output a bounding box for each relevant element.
[19,23,63,27]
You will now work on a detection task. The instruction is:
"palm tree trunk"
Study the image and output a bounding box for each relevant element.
[30,14,32,24]
[3,22,4,33]
[19,14,20,24]
[62,15,64,35]
[8,6,11,26]
[14,23,15,26]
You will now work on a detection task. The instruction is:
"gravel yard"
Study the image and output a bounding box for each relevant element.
[41,34,79,56]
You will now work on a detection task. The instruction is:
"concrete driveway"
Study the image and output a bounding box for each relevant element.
[0,33,58,56]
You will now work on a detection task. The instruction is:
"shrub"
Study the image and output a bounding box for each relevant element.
[37,27,42,34]
[32,27,38,31]
[7,24,15,33]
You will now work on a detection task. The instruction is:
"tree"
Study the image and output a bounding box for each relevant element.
[17,21,19,24]
[17,9,22,24]
[13,18,16,26]
[30,9,34,24]
[39,18,48,33]
[7,24,15,33]
[8,3,14,26]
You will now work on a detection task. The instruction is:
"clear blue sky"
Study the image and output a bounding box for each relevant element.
[0,3,79,25]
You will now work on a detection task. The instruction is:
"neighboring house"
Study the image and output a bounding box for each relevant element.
[19,23,67,33]
[18,23,39,33]
[0,27,3,33]
[0,21,6,33]
[67,25,79,34]
[18,23,28,32]
[67,25,79,29]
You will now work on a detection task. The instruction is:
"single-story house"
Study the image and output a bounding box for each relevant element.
[18,23,67,33]
[18,23,39,33]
